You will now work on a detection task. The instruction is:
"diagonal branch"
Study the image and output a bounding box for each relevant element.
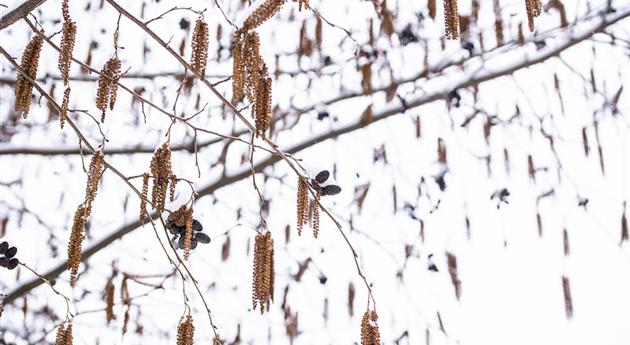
[0,0,48,31]
[4,5,628,306]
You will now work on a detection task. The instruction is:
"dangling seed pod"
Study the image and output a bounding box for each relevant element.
[243,0,287,31]
[105,278,115,324]
[60,87,71,129]
[176,315,195,345]
[140,173,149,222]
[254,64,272,137]
[149,143,173,214]
[68,205,86,286]
[311,188,320,238]
[252,230,274,313]
[525,0,542,32]
[95,57,121,122]
[360,310,381,345]
[443,0,459,40]
[58,20,77,85]
[296,178,309,236]
[84,151,104,217]
[14,35,44,118]
[428,0,436,19]
[54,322,73,345]
[231,32,246,104]
[191,19,209,77]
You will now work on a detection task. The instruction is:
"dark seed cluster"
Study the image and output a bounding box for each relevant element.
[0,241,19,270]
[314,170,342,196]
[169,218,210,252]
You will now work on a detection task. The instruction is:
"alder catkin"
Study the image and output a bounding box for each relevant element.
[254,65,272,137]
[443,0,459,40]
[525,0,542,32]
[140,173,149,222]
[84,151,105,217]
[231,32,245,104]
[311,188,320,238]
[14,35,44,118]
[105,278,115,324]
[183,210,194,260]
[296,178,308,236]
[428,0,436,19]
[58,20,77,85]
[60,87,71,129]
[360,310,381,345]
[177,315,195,345]
[149,143,173,214]
[243,0,287,31]
[191,19,209,77]
[95,57,121,122]
[68,205,86,285]
[252,231,274,313]
[54,322,73,345]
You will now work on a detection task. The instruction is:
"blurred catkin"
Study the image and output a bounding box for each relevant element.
[60,87,71,129]
[177,315,195,345]
[95,57,121,122]
[296,178,308,236]
[105,278,115,324]
[149,143,173,214]
[68,205,86,285]
[254,64,272,137]
[243,0,287,31]
[58,20,77,85]
[443,0,459,40]
[311,188,320,238]
[140,173,149,222]
[360,310,381,345]
[14,35,44,118]
[84,152,104,217]
[252,231,274,313]
[191,19,209,77]
[525,0,542,31]
[54,322,73,345]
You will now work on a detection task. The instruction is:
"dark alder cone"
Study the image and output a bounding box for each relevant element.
[315,170,330,184]
[321,184,342,196]
[191,19,209,77]
[14,35,44,118]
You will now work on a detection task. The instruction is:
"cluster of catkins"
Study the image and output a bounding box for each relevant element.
[166,205,210,259]
[296,170,341,237]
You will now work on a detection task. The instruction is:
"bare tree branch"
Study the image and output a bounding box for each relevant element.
[0,0,48,31]
[4,6,627,306]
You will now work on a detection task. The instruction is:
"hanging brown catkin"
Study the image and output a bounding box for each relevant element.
[67,205,86,286]
[252,231,275,313]
[14,35,44,118]
[58,20,77,85]
[191,19,209,77]
[243,0,287,31]
[443,0,459,40]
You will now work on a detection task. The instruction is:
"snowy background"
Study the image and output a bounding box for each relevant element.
[1,0,629,344]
